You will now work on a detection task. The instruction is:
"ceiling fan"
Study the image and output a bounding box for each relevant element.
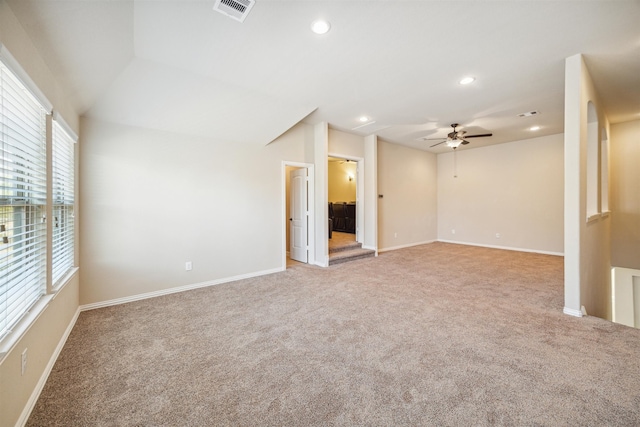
[328,158,352,164]
[425,123,492,149]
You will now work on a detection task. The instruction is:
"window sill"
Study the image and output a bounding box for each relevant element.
[0,267,78,364]
[586,213,601,223]
[53,266,79,291]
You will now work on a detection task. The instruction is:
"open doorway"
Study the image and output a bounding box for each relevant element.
[327,156,363,253]
[283,162,314,269]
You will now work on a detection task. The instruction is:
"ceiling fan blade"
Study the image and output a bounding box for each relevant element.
[465,133,493,138]
[429,140,446,148]
[423,137,447,140]
[461,140,470,145]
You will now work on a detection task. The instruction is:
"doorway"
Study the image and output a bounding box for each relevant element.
[283,162,314,268]
[327,156,363,251]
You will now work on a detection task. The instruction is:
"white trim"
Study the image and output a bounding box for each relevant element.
[612,267,640,327]
[378,240,437,253]
[281,161,315,269]
[586,213,601,223]
[80,267,283,312]
[16,306,80,427]
[563,306,584,317]
[437,239,564,257]
[52,111,78,142]
[363,135,378,253]
[0,271,77,362]
[327,153,363,162]
[53,267,79,291]
[0,296,53,361]
[313,257,328,268]
[361,244,378,256]
[0,43,53,113]
[327,153,365,245]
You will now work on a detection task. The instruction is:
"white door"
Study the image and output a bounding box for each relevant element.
[290,168,308,263]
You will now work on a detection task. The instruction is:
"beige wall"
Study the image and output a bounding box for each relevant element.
[0,1,77,131]
[437,134,564,254]
[79,118,315,305]
[328,161,356,203]
[610,119,640,269]
[327,128,374,248]
[328,128,365,159]
[0,3,81,426]
[0,277,79,427]
[378,140,437,251]
[564,54,612,320]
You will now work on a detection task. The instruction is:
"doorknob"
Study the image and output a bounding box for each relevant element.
[289,218,293,221]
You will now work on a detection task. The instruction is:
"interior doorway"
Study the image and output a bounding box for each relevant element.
[289,167,308,263]
[283,162,314,269]
[327,155,363,250]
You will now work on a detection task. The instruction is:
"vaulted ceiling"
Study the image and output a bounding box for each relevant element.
[6,0,640,151]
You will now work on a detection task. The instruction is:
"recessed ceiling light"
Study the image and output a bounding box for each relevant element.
[359,116,369,123]
[529,126,541,131]
[311,20,331,35]
[459,76,475,85]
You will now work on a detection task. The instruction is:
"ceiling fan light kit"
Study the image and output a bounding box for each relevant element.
[428,123,493,149]
[447,139,463,149]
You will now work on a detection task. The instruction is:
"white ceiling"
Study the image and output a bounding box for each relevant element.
[6,0,640,151]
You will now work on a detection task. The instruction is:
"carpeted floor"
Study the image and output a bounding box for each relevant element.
[28,242,640,426]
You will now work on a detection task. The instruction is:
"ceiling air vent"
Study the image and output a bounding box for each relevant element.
[518,110,539,118]
[213,0,255,23]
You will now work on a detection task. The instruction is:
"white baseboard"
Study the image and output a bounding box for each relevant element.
[437,239,563,257]
[17,307,81,427]
[378,240,436,253]
[80,267,284,311]
[563,307,584,317]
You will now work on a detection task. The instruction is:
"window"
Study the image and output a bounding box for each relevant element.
[52,117,76,285]
[601,128,609,213]
[0,46,74,346]
[0,56,48,339]
[586,101,599,220]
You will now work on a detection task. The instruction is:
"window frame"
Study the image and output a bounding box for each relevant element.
[0,44,78,358]
[51,114,77,288]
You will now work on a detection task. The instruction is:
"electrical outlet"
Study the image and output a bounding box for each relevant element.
[496,233,501,239]
[451,229,456,234]
[185,261,192,271]
[21,348,27,376]
[394,232,397,238]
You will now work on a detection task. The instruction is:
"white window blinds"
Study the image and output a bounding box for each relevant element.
[52,118,76,285]
[0,59,48,339]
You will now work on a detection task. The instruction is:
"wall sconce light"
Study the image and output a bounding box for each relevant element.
[348,173,354,182]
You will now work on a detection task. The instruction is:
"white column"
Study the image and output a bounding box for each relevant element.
[314,122,329,267]
[563,54,583,317]
[364,134,378,253]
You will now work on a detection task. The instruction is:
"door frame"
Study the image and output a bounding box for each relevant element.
[328,153,364,244]
[282,161,315,269]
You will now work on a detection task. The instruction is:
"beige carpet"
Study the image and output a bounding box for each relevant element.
[28,243,640,426]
